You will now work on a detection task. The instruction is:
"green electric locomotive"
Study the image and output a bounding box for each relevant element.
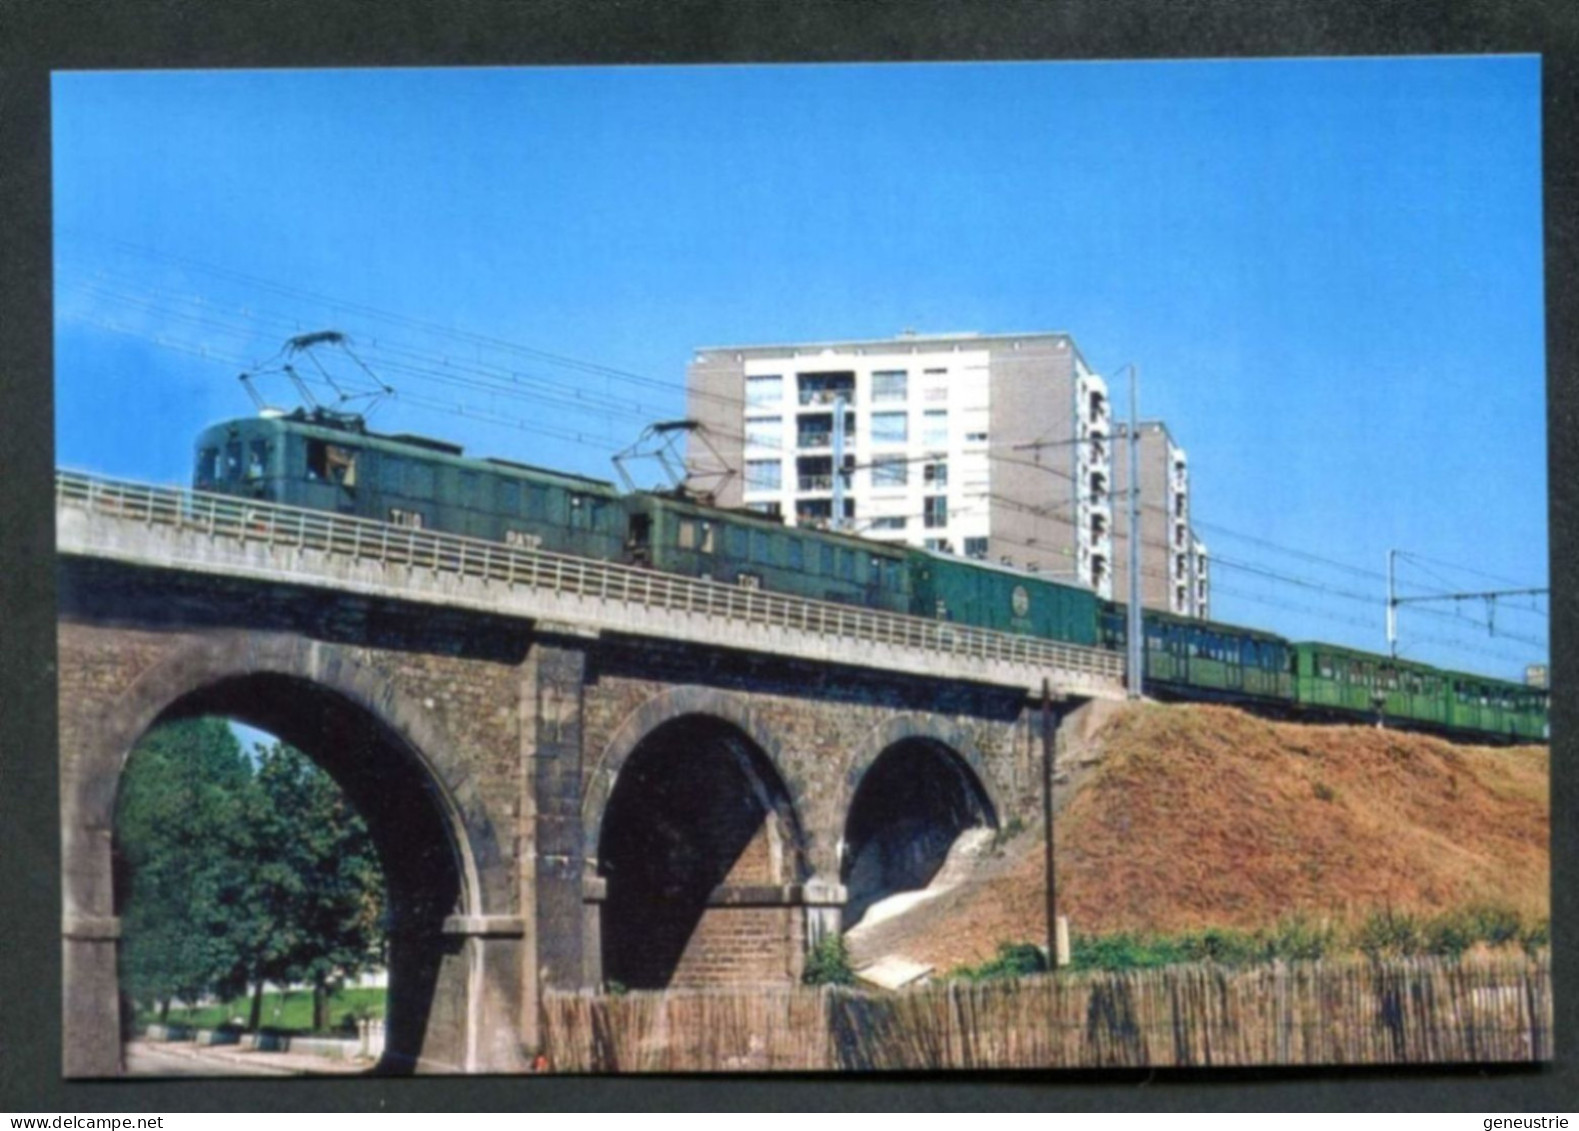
[191,409,1548,745]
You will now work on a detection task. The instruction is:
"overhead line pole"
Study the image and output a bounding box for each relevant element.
[1388,547,1547,654]
[1127,364,1143,699]
[832,392,848,532]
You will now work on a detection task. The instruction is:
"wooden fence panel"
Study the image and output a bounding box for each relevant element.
[540,953,1551,1073]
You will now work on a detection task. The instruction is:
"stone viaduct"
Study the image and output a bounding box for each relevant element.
[56,473,1124,1076]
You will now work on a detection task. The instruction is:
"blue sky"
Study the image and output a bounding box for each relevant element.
[52,60,1547,680]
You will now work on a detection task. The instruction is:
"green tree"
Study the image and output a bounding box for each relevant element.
[115,718,256,1021]
[116,722,386,1034]
[247,743,385,1032]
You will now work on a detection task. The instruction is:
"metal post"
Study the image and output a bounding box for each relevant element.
[1127,365,1143,699]
[1041,678,1056,968]
[1387,549,1397,657]
[831,392,848,532]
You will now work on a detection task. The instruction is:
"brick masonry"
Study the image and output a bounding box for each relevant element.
[58,555,1078,1075]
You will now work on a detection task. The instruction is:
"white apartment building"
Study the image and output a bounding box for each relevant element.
[685,330,1208,615]
[1110,420,1211,619]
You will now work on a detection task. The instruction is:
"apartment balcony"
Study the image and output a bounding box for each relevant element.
[797,373,855,407]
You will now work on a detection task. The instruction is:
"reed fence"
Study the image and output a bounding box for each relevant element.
[540,952,1550,1072]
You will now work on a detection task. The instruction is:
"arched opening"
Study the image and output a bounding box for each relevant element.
[111,674,469,1074]
[840,738,996,928]
[597,715,805,990]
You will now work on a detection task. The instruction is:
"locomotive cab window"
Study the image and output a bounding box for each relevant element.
[306,440,359,487]
[247,439,270,479]
[197,447,221,482]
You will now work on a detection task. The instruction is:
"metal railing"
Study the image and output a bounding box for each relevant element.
[56,471,1125,687]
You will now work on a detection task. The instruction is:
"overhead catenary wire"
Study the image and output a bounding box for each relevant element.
[59,247,1547,678]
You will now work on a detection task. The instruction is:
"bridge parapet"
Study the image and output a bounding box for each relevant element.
[56,471,1125,699]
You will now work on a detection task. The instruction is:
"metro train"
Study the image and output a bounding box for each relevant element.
[193,407,1549,743]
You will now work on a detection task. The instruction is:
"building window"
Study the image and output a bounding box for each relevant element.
[924,460,948,487]
[870,516,907,531]
[746,374,783,408]
[964,430,989,444]
[871,370,907,403]
[964,536,989,559]
[924,537,953,553]
[745,416,783,452]
[746,501,782,518]
[923,411,949,448]
[745,459,782,491]
[871,456,908,487]
[924,495,948,529]
[871,412,908,445]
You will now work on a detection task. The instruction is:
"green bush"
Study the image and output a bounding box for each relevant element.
[1176,927,1261,966]
[1266,916,1337,962]
[1423,912,1476,959]
[1518,920,1550,956]
[802,934,855,986]
[953,941,1049,981]
[1069,932,1186,971]
[1468,906,1524,948]
[1353,908,1422,958]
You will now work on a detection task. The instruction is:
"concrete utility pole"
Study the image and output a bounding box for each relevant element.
[831,392,847,532]
[1126,364,1143,699]
[1041,678,1056,967]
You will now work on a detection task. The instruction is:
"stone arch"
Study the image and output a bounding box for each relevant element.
[837,713,1002,828]
[582,684,807,870]
[836,714,1000,928]
[63,629,517,1075]
[585,686,811,989]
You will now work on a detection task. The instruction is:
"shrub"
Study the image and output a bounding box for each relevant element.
[1312,781,1337,803]
[1177,927,1261,966]
[1266,915,1337,962]
[1353,908,1422,958]
[1518,920,1550,956]
[1468,905,1524,948]
[802,934,855,986]
[1069,932,1185,971]
[953,941,1049,981]
[1422,912,1476,959]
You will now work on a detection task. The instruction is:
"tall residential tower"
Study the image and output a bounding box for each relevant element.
[684,330,1208,615]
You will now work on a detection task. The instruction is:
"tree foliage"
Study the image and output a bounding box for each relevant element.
[115,718,255,1015]
[114,719,385,1031]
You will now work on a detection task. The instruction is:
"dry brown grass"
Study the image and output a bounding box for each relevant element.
[892,704,1547,969]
